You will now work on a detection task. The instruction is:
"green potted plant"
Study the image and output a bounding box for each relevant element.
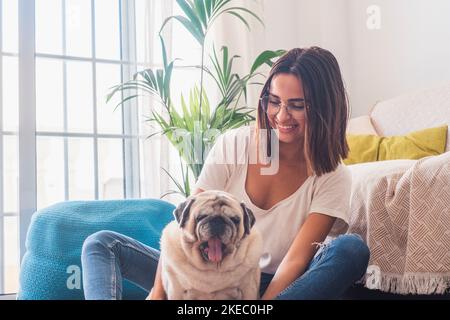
[107,0,285,198]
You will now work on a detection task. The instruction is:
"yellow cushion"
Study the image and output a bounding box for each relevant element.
[343,125,448,165]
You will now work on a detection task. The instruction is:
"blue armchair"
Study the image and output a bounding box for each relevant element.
[17,199,175,300]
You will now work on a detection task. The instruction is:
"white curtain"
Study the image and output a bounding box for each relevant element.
[208,0,267,109]
[139,0,268,204]
[138,0,173,202]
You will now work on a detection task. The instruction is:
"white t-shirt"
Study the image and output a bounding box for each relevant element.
[194,125,352,274]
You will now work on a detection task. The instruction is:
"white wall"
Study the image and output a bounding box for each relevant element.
[295,0,450,117]
[347,0,450,116]
[212,0,354,114]
[215,0,450,117]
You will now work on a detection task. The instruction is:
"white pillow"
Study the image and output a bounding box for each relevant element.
[347,159,417,184]
[347,115,378,135]
[369,83,450,152]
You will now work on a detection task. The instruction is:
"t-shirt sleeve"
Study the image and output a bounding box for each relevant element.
[193,132,233,192]
[309,164,352,236]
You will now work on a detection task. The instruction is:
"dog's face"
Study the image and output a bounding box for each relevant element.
[173,190,256,263]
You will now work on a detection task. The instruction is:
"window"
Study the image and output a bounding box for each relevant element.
[1,0,19,296]
[0,0,196,295]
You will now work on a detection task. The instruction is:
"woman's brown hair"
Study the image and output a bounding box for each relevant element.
[256,46,350,176]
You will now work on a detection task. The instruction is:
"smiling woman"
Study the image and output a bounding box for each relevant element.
[256,47,350,176]
[192,47,369,300]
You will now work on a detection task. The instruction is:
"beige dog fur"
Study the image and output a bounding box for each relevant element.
[156,190,263,300]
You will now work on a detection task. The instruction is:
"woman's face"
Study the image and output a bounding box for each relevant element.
[266,73,307,145]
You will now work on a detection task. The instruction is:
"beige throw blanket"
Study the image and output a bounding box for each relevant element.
[348,152,450,294]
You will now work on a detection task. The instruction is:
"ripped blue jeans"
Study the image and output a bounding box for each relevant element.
[259,233,370,299]
[81,231,369,300]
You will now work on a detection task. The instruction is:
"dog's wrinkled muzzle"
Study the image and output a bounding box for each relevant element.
[198,216,231,263]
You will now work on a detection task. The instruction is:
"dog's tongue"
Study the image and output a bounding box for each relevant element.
[207,238,222,262]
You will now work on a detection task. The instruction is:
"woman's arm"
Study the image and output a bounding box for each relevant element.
[260,213,336,300]
[147,257,166,300]
[147,188,205,300]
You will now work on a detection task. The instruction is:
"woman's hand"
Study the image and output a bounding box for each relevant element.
[261,213,336,299]
[147,257,167,300]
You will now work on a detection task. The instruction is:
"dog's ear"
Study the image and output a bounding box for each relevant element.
[173,198,195,228]
[240,202,255,235]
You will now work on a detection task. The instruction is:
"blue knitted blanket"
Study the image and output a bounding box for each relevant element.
[18,199,175,300]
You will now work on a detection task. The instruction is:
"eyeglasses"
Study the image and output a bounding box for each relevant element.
[260,94,308,118]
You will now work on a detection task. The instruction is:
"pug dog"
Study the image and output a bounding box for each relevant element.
[153,190,263,300]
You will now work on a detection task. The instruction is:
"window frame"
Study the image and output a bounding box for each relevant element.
[0,0,150,294]
[0,0,4,294]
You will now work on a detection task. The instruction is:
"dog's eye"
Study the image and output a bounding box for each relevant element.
[230,216,241,224]
[196,214,207,222]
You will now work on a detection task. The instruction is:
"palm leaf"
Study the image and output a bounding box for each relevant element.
[160,35,168,69]
[250,49,286,74]
[176,0,204,33]
[161,167,186,196]
[210,0,232,18]
[160,15,204,44]
[180,94,194,132]
[160,190,185,199]
[111,94,139,112]
[204,0,213,17]
[194,0,207,29]
[225,11,250,30]
[162,0,263,46]
[218,7,264,27]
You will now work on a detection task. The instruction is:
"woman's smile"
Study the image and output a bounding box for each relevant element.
[275,123,299,134]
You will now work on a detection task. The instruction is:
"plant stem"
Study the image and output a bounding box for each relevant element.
[199,42,205,123]
[198,42,205,165]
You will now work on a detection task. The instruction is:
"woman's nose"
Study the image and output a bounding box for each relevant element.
[276,105,292,122]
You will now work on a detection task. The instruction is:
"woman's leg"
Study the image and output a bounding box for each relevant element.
[81,230,160,300]
[276,233,370,300]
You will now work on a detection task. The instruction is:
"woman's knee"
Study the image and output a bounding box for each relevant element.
[332,233,370,275]
[82,230,120,257]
